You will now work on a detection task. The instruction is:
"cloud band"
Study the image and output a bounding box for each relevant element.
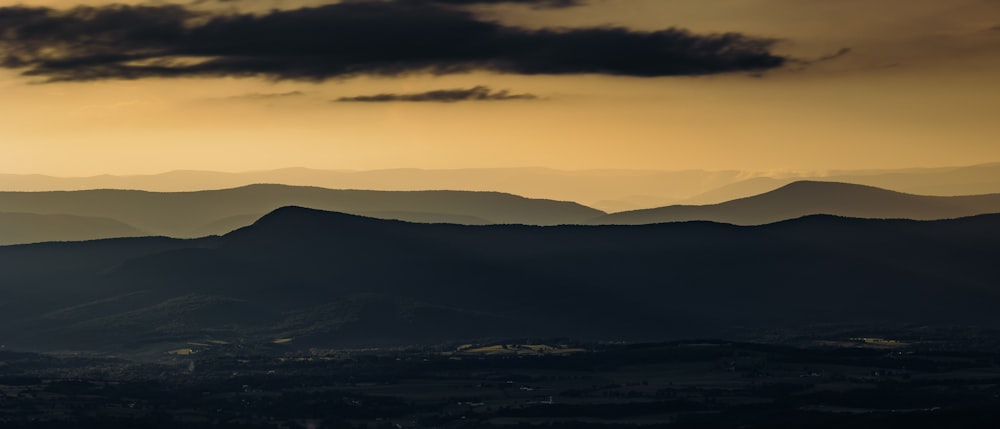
[336,86,537,102]
[0,1,786,82]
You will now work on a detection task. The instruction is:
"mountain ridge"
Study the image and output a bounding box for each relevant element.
[4,163,1000,210]
[0,212,148,246]
[594,180,1000,225]
[1,206,998,353]
[0,184,604,240]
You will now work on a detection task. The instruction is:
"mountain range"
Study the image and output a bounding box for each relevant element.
[4,181,1000,245]
[0,184,602,244]
[0,206,997,354]
[4,163,1000,211]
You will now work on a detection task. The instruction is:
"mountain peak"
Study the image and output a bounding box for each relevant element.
[766,180,903,196]
[248,205,378,229]
[594,181,1000,225]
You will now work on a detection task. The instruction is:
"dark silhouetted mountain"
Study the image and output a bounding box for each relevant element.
[0,212,147,245]
[593,181,1000,225]
[0,184,603,239]
[0,207,998,353]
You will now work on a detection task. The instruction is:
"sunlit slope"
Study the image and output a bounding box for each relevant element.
[0,207,998,352]
[595,181,1000,225]
[0,212,147,245]
[0,184,603,238]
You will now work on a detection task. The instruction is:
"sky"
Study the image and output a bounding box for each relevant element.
[1,0,999,176]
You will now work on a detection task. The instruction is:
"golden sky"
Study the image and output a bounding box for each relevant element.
[1,0,999,176]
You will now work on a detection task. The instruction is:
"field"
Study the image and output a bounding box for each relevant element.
[1,335,1000,428]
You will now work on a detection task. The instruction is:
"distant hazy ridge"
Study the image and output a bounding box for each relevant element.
[3,180,1000,245]
[3,163,1000,211]
[593,181,1000,225]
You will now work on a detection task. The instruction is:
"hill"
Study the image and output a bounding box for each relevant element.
[0,184,603,238]
[0,207,998,353]
[0,212,147,245]
[680,163,1000,205]
[594,181,1000,225]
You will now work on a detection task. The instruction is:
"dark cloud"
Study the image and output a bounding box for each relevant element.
[206,0,584,7]
[336,86,537,102]
[814,47,851,62]
[0,2,786,82]
[228,91,305,100]
[412,0,585,9]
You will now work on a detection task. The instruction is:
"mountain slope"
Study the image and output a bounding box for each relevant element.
[0,212,147,245]
[0,207,998,353]
[594,181,1000,225]
[680,177,790,205]
[0,184,604,238]
[826,162,1000,196]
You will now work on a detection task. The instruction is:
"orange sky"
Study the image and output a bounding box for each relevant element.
[1,0,998,176]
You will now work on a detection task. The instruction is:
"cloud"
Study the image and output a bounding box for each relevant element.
[203,0,584,8]
[226,91,305,100]
[813,48,851,63]
[336,86,537,102]
[413,0,585,8]
[0,2,786,82]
